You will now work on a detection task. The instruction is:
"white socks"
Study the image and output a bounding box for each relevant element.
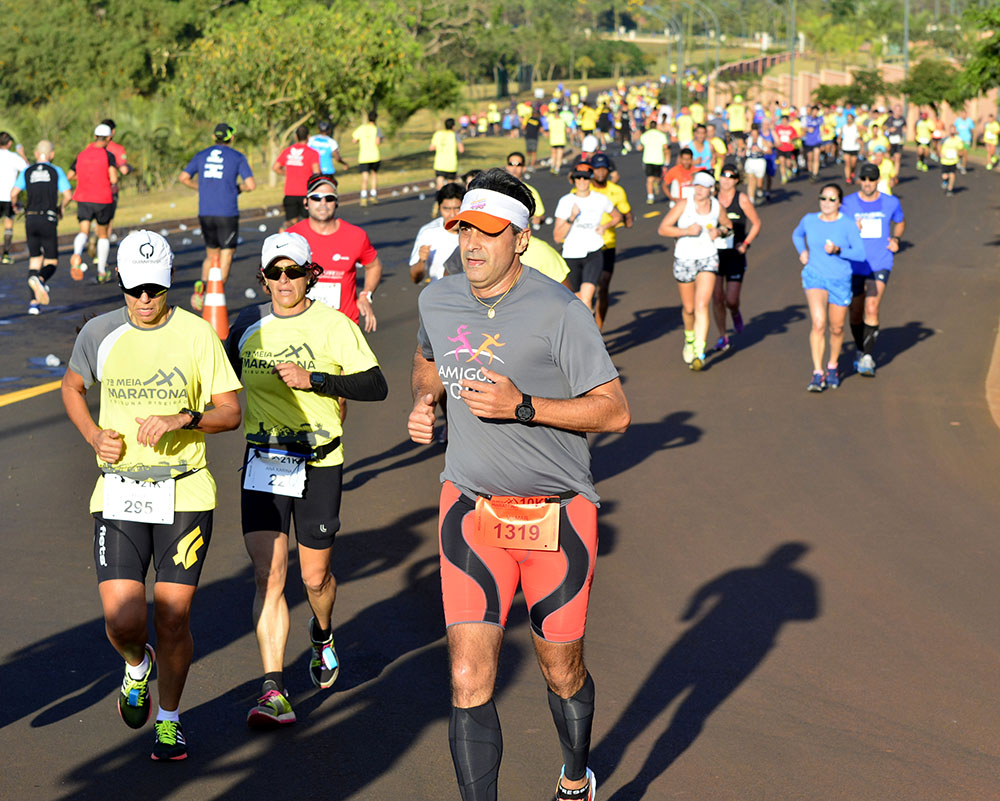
[73,232,88,256]
[97,238,110,273]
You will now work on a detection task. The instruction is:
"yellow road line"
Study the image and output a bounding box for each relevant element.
[642,211,661,218]
[0,379,61,408]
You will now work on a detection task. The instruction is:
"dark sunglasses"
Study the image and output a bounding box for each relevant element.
[119,280,168,298]
[507,161,524,167]
[262,263,309,281]
[307,193,337,203]
[721,172,739,179]
[818,196,840,202]
[858,176,878,182]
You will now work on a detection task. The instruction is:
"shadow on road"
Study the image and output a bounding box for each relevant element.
[342,438,443,492]
[709,304,808,366]
[603,305,683,356]
[591,542,820,800]
[591,412,701,483]
[875,320,934,370]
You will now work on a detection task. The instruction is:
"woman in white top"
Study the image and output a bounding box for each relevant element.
[657,170,726,370]
[553,163,622,310]
[839,114,860,185]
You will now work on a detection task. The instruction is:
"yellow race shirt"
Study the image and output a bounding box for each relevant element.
[67,306,243,513]
[352,122,381,164]
[590,181,631,248]
[915,119,933,144]
[431,130,459,173]
[548,116,567,147]
[522,237,570,284]
[877,159,896,195]
[689,102,705,125]
[940,135,964,166]
[525,183,545,218]
[226,300,379,467]
[579,106,599,131]
[675,115,694,143]
[984,121,999,145]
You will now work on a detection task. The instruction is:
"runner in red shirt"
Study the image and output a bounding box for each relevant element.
[288,174,381,332]
[774,114,798,184]
[102,119,130,236]
[661,148,697,206]
[67,124,119,283]
[273,125,321,229]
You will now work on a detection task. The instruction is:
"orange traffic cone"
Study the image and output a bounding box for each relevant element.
[202,263,229,339]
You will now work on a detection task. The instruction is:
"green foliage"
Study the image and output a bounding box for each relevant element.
[843,68,886,107]
[812,84,847,106]
[897,59,973,111]
[962,5,1000,94]
[382,64,463,131]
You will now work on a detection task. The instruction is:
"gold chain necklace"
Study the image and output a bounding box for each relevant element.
[472,271,520,319]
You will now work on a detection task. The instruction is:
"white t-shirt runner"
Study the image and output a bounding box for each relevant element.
[554,191,615,259]
[0,149,29,196]
[409,217,460,281]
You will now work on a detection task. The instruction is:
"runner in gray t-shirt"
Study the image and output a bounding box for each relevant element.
[407,168,630,801]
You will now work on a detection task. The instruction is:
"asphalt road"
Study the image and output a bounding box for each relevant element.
[1,147,999,801]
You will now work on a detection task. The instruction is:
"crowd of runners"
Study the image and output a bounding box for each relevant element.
[0,73,986,797]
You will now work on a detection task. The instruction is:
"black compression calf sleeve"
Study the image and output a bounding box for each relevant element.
[3,229,11,253]
[547,672,595,782]
[863,323,879,356]
[449,701,502,801]
[851,322,865,349]
[40,264,57,283]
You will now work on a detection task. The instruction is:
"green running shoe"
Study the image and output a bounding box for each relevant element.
[118,643,155,729]
[309,617,340,689]
[247,687,296,729]
[151,719,187,761]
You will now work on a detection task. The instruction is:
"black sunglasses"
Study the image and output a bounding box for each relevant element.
[307,193,337,203]
[262,263,309,281]
[119,280,168,298]
[507,161,524,167]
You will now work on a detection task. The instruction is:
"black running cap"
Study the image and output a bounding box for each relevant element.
[214,123,235,141]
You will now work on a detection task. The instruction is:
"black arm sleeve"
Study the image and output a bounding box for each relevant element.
[317,366,388,401]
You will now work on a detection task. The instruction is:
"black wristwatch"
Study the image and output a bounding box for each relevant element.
[310,372,326,393]
[515,393,535,424]
[180,408,202,429]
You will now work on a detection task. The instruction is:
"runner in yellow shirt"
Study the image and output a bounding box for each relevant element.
[707,124,728,179]
[914,113,933,172]
[61,230,242,761]
[588,153,633,331]
[983,114,999,170]
[429,118,464,190]
[352,111,383,207]
[939,125,964,196]
[548,109,567,174]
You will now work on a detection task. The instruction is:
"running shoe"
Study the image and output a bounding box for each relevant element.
[309,617,340,689]
[70,253,84,281]
[119,643,156,729]
[690,352,706,372]
[826,366,840,389]
[151,719,187,761]
[807,372,826,392]
[190,280,205,312]
[95,270,111,284]
[857,354,876,377]
[359,197,368,207]
[946,189,954,197]
[27,274,50,305]
[28,302,40,315]
[553,766,597,801]
[732,309,744,334]
[714,336,731,353]
[1,253,11,264]
[247,688,296,729]
[681,342,695,364]
[370,195,379,205]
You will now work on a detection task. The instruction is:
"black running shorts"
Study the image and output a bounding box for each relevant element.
[93,510,214,586]
[199,215,239,249]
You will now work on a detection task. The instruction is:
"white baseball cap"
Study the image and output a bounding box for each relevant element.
[691,170,716,188]
[117,230,173,289]
[581,134,599,152]
[94,123,113,137]
[261,232,311,270]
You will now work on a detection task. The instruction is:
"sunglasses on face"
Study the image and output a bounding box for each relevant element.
[818,196,839,202]
[507,161,524,167]
[859,177,877,182]
[307,193,337,203]
[120,281,168,298]
[262,263,309,281]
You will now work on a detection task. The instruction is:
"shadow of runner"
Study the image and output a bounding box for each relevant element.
[591,543,820,800]
[874,320,934,370]
[590,412,701,484]
[603,306,683,357]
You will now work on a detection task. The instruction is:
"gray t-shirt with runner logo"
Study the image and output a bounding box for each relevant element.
[417,266,618,503]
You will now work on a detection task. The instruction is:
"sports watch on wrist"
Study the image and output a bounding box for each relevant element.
[180,408,202,429]
[310,372,326,392]
[515,393,535,424]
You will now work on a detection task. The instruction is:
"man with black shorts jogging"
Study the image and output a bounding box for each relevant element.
[842,162,905,377]
[179,122,256,310]
[554,163,622,313]
[0,131,29,264]
[67,124,119,283]
[61,230,242,761]
[101,119,131,247]
[407,167,630,801]
[226,232,387,728]
[10,140,72,315]
[273,125,320,229]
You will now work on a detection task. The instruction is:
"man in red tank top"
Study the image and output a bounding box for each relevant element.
[67,124,119,283]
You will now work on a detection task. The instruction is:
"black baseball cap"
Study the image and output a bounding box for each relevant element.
[858,162,880,180]
[306,173,339,194]
[214,122,235,141]
[318,120,332,133]
[590,153,611,170]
